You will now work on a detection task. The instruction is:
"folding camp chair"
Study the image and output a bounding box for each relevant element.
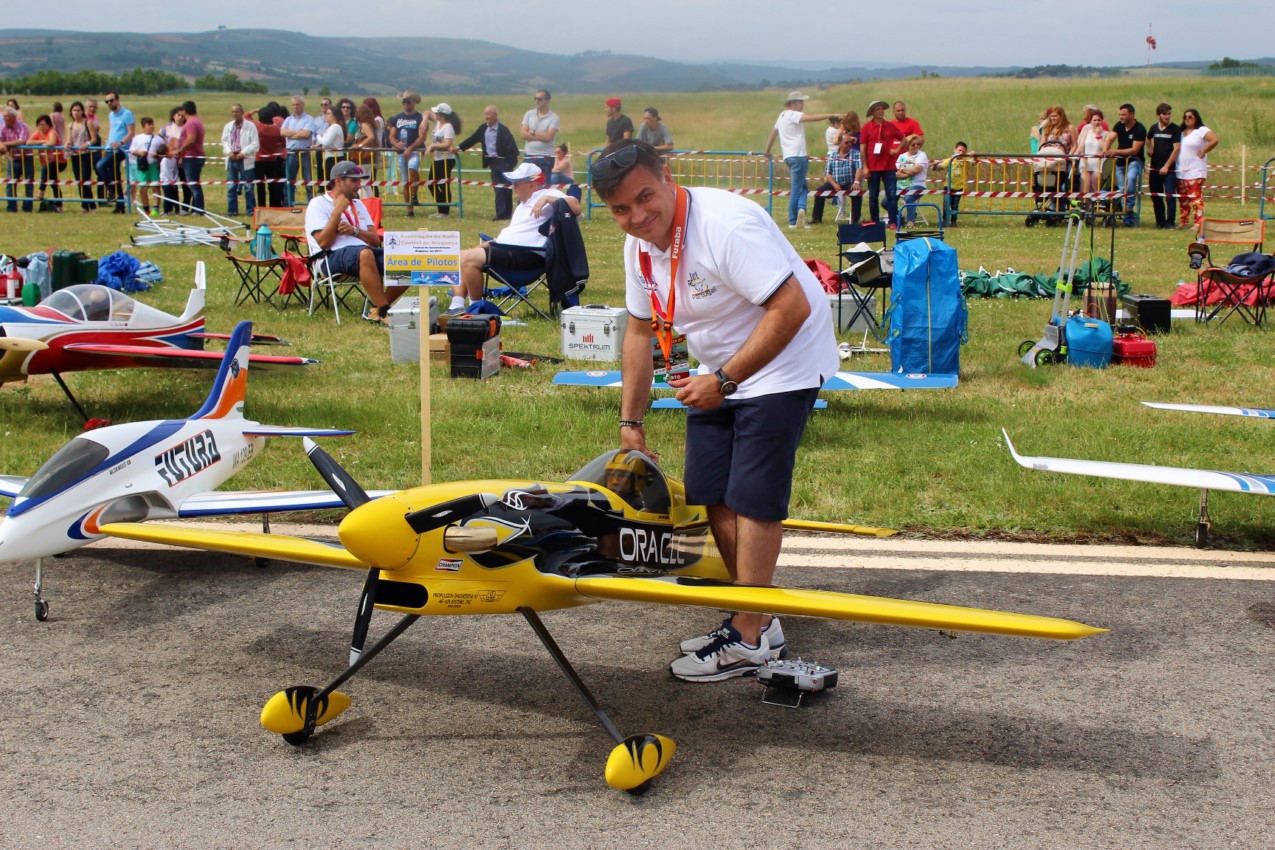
[835,221,893,346]
[308,251,367,324]
[1188,218,1269,327]
[221,207,311,308]
[477,232,551,320]
[896,203,945,243]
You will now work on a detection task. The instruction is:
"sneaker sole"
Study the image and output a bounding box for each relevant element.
[669,660,765,683]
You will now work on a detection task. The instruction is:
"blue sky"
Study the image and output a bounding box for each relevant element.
[4,1,1272,67]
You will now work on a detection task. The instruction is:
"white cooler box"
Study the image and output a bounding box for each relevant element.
[388,296,439,363]
[828,292,876,334]
[561,304,627,361]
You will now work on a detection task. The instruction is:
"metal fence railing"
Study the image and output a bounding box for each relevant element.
[584,149,774,220]
[1260,157,1275,222]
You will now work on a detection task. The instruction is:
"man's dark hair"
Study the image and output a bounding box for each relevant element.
[955,140,968,149]
[536,89,551,101]
[1119,103,1135,114]
[1156,102,1172,115]
[104,90,119,101]
[182,101,198,116]
[590,139,665,201]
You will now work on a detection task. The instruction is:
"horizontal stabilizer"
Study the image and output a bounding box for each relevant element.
[100,522,368,570]
[242,426,356,438]
[63,343,317,371]
[575,575,1105,640]
[189,332,291,346]
[652,398,828,410]
[1142,402,1275,420]
[553,370,958,392]
[781,518,897,537]
[1003,429,1275,495]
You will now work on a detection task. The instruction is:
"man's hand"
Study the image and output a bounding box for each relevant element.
[670,373,725,411]
[619,425,658,463]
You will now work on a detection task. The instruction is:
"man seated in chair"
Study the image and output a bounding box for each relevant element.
[305,160,406,325]
[448,162,581,313]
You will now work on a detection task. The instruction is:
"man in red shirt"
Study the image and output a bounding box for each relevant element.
[856,100,905,227]
[891,101,924,143]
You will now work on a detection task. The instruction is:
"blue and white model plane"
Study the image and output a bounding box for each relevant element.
[0,320,389,620]
[1004,402,1275,546]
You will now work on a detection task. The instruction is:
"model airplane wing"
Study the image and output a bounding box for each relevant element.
[0,475,26,499]
[176,488,397,517]
[575,575,1104,640]
[1003,429,1275,495]
[62,343,318,371]
[100,522,369,570]
[1142,402,1275,420]
[553,370,959,391]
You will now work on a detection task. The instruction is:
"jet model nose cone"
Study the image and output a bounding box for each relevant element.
[338,495,419,569]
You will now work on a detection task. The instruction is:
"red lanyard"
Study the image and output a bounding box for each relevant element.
[637,186,689,371]
[329,193,359,229]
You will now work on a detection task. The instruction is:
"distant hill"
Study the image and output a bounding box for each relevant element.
[0,29,1262,94]
[0,28,1024,94]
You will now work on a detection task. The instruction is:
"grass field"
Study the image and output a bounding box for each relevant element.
[3,77,1274,549]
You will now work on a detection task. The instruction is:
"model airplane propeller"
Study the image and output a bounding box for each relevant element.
[0,262,316,420]
[1005,402,1275,546]
[101,442,1105,793]
[0,320,391,620]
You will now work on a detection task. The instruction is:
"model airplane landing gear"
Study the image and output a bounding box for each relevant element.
[521,607,675,794]
[33,557,48,621]
[1196,490,1212,548]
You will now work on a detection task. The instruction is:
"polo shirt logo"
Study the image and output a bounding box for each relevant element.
[687,271,716,300]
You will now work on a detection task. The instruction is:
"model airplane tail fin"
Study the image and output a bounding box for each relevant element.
[178,265,207,324]
[191,320,252,421]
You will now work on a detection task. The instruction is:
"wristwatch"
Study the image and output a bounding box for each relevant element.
[714,368,738,397]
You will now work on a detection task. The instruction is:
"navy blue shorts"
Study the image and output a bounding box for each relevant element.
[327,245,384,277]
[684,387,819,521]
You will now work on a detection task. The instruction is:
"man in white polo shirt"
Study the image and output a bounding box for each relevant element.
[764,91,837,229]
[448,162,580,311]
[305,161,406,325]
[591,139,839,682]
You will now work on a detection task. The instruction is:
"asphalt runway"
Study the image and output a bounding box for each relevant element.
[1,536,1272,849]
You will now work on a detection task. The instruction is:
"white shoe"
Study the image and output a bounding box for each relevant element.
[670,624,770,683]
[797,209,809,229]
[680,615,786,658]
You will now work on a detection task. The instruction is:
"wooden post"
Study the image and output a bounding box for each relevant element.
[420,297,431,484]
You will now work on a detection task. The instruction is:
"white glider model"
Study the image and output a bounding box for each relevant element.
[1004,402,1275,546]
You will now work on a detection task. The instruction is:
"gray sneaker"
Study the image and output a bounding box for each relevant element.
[669,624,770,683]
[679,615,786,658]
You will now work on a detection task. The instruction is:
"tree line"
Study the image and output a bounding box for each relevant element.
[1,67,267,96]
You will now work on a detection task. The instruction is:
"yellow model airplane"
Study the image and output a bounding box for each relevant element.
[102,445,1105,793]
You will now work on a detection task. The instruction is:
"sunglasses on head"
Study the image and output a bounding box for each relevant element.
[588,145,641,181]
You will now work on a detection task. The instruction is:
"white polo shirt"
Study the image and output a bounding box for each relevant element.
[624,187,838,399]
[494,186,568,249]
[774,110,808,159]
[305,192,375,254]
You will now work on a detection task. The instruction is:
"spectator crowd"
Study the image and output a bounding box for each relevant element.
[0,88,1224,229]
